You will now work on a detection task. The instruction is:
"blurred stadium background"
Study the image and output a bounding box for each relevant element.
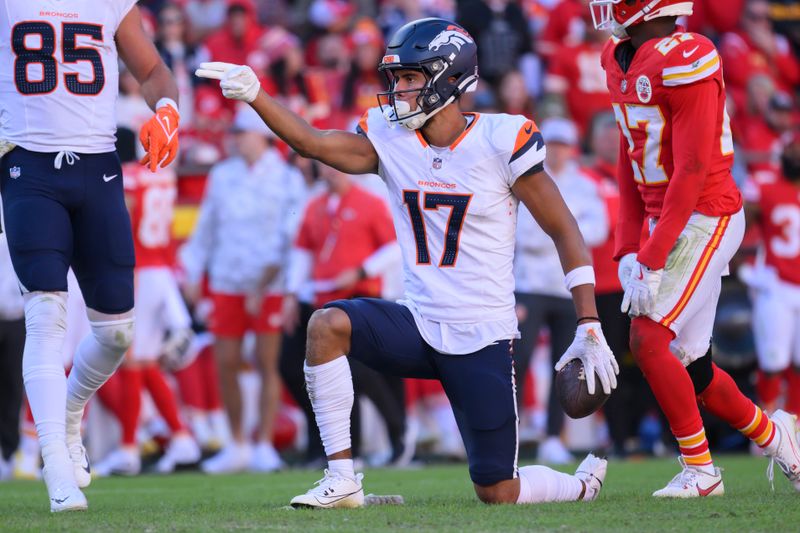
[1,0,799,511]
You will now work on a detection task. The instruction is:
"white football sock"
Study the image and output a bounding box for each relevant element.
[328,458,355,480]
[21,293,68,450]
[516,465,584,504]
[304,357,353,457]
[66,315,134,420]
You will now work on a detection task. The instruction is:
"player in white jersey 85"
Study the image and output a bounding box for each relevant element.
[0,1,181,512]
[198,17,618,508]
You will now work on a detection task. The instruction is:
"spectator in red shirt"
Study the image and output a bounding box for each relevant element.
[543,23,610,137]
[741,91,797,174]
[339,19,387,125]
[204,0,264,67]
[686,0,746,38]
[720,0,800,112]
[537,0,590,59]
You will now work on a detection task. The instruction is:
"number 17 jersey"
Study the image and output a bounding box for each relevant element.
[358,107,546,354]
[0,0,137,153]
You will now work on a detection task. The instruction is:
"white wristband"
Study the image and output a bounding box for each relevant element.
[564,265,595,291]
[156,97,179,113]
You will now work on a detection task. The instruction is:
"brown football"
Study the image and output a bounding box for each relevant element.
[555,359,610,419]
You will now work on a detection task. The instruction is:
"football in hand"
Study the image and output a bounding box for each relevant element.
[555,359,610,419]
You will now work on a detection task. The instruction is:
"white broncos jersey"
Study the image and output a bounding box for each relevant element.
[359,107,547,354]
[0,0,137,153]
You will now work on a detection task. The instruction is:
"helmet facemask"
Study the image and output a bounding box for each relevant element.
[377,53,477,131]
[589,0,694,38]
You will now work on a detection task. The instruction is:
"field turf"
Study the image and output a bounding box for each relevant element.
[1,455,797,532]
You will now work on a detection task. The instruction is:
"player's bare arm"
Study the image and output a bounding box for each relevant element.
[117,5,180,171]
[195,62,379,175]
[116,6,178,110]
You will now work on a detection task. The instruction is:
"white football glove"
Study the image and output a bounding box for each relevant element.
[555,322,619,395]
[617,253,637,291]
[620,262,663,317]
[195,62,260,103]
[0,140,16,159]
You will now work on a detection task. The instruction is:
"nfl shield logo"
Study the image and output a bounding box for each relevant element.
[620,79,628,93]
[432,157,442,170]
[9,166,20,179]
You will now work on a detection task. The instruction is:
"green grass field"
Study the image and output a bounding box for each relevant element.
[1,456,797,532]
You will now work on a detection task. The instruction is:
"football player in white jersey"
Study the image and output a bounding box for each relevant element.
[0,1,180,512]
[198,17,619,508]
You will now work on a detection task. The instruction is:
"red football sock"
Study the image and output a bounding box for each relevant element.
[630,317,710,465]
[142,364,184,433]
[119,367,143,446]
[697,364,776,448]
[199,346,223,410]
[756,370,782,409]
[173,359,205,410]
[96,371,123,417]
[786,368,800,416]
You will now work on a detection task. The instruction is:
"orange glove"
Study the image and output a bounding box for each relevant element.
[139,100,180,172]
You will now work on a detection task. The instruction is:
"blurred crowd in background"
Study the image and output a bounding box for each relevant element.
[1,0,799,480]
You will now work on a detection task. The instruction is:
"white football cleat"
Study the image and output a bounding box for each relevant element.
[290,469,365,509]
[575,453,607,501]
[250,442,284,473]
[155,434,202,473]
[765,409,800,491]
[42,446,87,512]
[537,437,574,465]
[94,447,141,477]
[652,457,724,498]
[201,442,252,474]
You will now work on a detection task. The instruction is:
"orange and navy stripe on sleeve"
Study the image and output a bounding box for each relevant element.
[356,110,369,135]
[509,120,543,164]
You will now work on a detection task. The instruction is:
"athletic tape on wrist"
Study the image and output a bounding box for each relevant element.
[564,265,596,291]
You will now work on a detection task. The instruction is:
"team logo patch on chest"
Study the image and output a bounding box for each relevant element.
[9,166,21,179]
[636,75,652,103]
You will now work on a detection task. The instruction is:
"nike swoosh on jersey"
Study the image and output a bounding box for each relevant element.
[682,46,700,58]
[697,479,722,497]
[524,124,532,134]
[103,174,118,182]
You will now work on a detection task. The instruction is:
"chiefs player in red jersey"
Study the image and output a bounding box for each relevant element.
[591,0,800,497]
[745,133,800,418]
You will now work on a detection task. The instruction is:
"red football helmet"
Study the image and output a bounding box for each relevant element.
[590,0,693,32]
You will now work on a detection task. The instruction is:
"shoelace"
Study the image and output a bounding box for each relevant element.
[54,151,80,170]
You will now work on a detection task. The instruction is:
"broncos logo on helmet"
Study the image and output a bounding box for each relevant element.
[428,27,474,53]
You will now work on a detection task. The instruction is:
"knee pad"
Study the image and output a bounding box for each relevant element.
[686,346,714,394]
[89,314,135,355]
[22,292,68,386]
[24,291,68,337]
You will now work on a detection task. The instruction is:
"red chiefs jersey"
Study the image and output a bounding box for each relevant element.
[123,162,178,268]
[752,176,800,285]
[601,28,743,269]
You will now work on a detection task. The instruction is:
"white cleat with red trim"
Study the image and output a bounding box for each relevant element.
[765,409,800,491]
[652,457,724,498]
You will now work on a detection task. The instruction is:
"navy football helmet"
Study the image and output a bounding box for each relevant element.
[377,18,479,130]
